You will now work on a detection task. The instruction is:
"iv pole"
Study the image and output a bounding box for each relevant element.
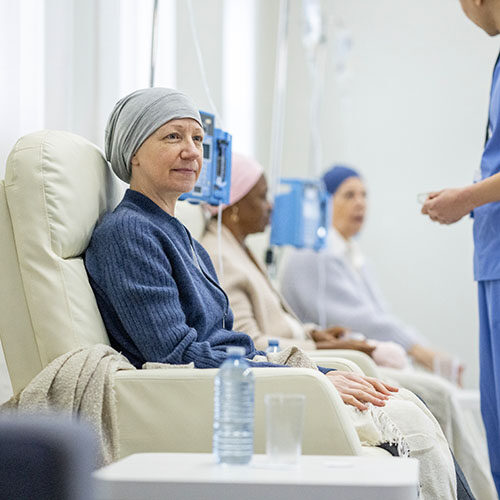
[150,0,159,87]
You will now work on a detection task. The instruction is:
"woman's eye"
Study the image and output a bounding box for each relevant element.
[164,133,179,140]
[193,135,204,143]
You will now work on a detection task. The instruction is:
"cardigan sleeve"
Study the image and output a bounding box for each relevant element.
[94,223,249,368]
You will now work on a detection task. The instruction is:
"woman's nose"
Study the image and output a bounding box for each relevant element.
[355,195,366,207]
[181,139,201,159]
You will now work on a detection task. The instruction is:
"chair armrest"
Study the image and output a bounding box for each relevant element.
[113,367,363,459]
[313,357,365,374]
[306,350,380,378]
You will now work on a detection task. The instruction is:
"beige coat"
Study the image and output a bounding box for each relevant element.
[200,220,316,351]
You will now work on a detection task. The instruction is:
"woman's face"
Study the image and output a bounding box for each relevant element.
[130,118,204,198]
[234,174,272,236]
[332,176,367,239]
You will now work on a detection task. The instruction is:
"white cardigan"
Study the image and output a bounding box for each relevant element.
[280,228,425,351]
[200,221,316,352]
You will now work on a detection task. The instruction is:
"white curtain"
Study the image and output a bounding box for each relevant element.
[0,0,178,178]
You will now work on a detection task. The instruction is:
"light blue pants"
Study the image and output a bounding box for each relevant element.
[478,280,500,497]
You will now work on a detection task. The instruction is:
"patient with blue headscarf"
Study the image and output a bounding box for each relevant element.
[280,165,463,380]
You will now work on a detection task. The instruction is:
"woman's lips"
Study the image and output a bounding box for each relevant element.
[172,168,196,175]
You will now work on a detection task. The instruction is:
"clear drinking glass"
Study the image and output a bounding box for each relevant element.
[264,393,306,466]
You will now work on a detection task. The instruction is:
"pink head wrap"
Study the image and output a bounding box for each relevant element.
[205,152,264,215]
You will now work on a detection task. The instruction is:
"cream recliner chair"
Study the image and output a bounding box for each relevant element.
[0,130,390,459]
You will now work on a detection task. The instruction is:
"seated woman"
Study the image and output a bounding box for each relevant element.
[83,87,395,411]
[280,165,461,375]
[200,153,406,368]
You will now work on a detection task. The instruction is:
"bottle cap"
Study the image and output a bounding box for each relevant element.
[226,346,246,356]
[268,339,279,346]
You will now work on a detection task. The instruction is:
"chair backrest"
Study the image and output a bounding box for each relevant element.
[0,130,123,393]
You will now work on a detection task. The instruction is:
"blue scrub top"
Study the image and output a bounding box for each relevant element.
[474,53,500,281]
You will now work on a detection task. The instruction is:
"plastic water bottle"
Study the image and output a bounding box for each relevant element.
[266,338,281,354]
[213,346,254,465]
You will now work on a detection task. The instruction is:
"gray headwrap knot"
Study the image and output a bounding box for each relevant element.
[105,87,202,183]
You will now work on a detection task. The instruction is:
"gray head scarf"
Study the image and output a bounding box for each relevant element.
[105,87,202,183]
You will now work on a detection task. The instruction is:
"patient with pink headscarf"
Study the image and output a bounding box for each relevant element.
[200,153,408,368]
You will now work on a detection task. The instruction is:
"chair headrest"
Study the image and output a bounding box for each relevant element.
[5,130,124,259]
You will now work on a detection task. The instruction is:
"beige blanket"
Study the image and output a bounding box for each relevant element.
[1,344,134,466]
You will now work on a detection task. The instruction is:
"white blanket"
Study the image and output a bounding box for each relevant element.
[260,346,457,500]
[380,367,496,500]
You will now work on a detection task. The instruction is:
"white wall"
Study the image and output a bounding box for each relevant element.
[334,0,497,389]
[252,0,498,388]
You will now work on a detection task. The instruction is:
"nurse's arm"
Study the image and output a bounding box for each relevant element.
[421,172,500,224]
[467,170,500,206]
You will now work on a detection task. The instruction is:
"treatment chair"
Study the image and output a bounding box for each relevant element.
[0,130,390,459]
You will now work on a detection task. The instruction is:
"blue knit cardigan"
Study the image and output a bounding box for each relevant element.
[85,190,281,369]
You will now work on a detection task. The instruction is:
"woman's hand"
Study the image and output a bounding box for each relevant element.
[326,371,399,411]
[311,326,347,342]
[315,338,376,356]
[408,344,437,371]
[421,187,474,224]
[409,344,465,387]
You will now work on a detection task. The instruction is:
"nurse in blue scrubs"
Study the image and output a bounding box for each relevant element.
[421,0,500,494]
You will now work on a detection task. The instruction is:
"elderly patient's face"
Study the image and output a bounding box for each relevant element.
[332,176,367,239]
[131,118,204,198]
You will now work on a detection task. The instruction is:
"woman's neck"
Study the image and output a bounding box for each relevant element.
[129,184,177,216]
[225,224,247,246]
[333,222,351,241]
[220,212,248,246]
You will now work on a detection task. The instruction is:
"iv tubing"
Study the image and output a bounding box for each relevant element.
[186,0,224,128]
[302,0,328,326]
[216,203,224,281]
[268,0,290,202]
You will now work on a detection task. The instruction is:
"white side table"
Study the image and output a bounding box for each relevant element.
[94,453,419,500]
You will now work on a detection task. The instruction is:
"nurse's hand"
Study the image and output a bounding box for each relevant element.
[421,187,474,224]
[326,371,399,411]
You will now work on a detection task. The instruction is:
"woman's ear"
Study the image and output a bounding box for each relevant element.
[230,205,240,223]
[131,154,139,167]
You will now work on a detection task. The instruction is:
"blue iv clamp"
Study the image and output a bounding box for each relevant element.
[270,178,330,250]
[179,111,232,206]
